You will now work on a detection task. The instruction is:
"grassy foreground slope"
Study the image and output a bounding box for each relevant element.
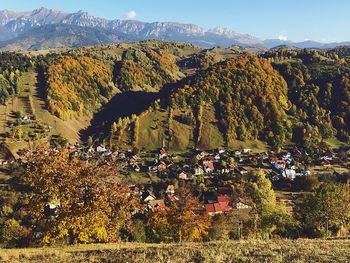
[1,239,350,263]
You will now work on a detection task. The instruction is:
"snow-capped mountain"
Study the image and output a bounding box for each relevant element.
[0,7,349,50]
[0,7,263,47]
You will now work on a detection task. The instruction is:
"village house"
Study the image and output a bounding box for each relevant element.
[234,198,251,209]
[217,147,225,154]
[321,160,332,168]
[214,154,221,160]
[141,191,156,202]
[96,145,107,153]
[242,148,252,154]
[22,115,31,122]
[301,170,312,176]
[157,161,167,173]
[148,199,166,212]
[196,151,209,160]
[271,158,286,170]
[320,155,333,161]
[132,164,141,172]
[159,147,167,159]
[281,152,292,160]
[102,150,112,157]
[282,169,296,180]
[111,151,119,160]
[165,185,175,195]
[236,166,248,175]
[220,167,230,174]
[194,166,204,176]
[269,171,281,181]
[178,171,192,180]
[234,150,242,156]
[203,160,215,173]
[0,159,8,165]
[205,195,232,216]
[67,145,78,153]
[118,152,126,159]
[45,200,61,217]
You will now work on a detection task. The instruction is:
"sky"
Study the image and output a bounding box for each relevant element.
[1,0,349,42]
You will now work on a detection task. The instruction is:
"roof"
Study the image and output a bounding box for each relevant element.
[149,199,166,211]
[236,198,251,206]
[217,195,230,203]
[166,185,175,192]
[205,204,216,213]
[159,147,167,155]
[203,160,214,170]
[217,202,231,212]
[205,200,232,214]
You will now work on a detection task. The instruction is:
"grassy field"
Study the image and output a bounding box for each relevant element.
[325,137,349,149]
[20,70,92,143]
[227,139,269,153]
[169,108,195,151]
[136,109,168,150]
[1,239,350,263]
[198,105,224,150]
[0,70,93,157]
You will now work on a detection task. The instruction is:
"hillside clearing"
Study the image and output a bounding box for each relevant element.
[169,108,195,151]
[5,70,93,150]
[136,109,168,151]
[197,105,224,150]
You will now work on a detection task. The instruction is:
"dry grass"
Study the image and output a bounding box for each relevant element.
[198,105,224,150]
[1,239,350,263]
[228,139,269,153]
[169,109,194,151]
[137,109,168,150]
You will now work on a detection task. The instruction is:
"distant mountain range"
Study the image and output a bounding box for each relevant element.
[0,7,349,50]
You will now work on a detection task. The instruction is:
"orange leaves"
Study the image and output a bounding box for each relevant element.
[147,188,210,243]
[116,47,181,92]
[171,55,290,144]
[22,147,140,244]
[46,56,113,120]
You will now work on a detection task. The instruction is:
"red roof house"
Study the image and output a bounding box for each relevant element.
[217,195,230,203]
[205,195,232,215]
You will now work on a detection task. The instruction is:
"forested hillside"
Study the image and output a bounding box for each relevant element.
[0,52,32,104]
[106,46,350,151]
[0,41,350,252]
[45,56,114,119]
[263,48,350,146]
[0,42,349,151]
[171,56,290,147]
[114,42,199,92]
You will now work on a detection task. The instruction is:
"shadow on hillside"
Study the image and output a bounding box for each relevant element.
[80,76,191,141]
[35,66,48,110]
[80,91,159,140]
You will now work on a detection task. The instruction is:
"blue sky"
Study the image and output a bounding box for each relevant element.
[1,0,349,42]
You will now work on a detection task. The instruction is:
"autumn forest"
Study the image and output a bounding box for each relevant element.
[0,41,349,254]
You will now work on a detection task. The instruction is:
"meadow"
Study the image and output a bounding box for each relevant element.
[1,239,350,263]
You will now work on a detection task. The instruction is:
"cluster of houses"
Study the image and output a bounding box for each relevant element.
[137,184,252,216]
[269,152,307,181]
[15,142,350,217]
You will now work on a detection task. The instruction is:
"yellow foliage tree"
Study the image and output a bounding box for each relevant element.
[22,147,141,244]
[46,56,113,120]
[147,188,210,243]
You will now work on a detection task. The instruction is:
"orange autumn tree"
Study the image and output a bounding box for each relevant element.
[147,188,210,243]
[46,56,114,120]
[170,56,291,148]
[22,147,141,244]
